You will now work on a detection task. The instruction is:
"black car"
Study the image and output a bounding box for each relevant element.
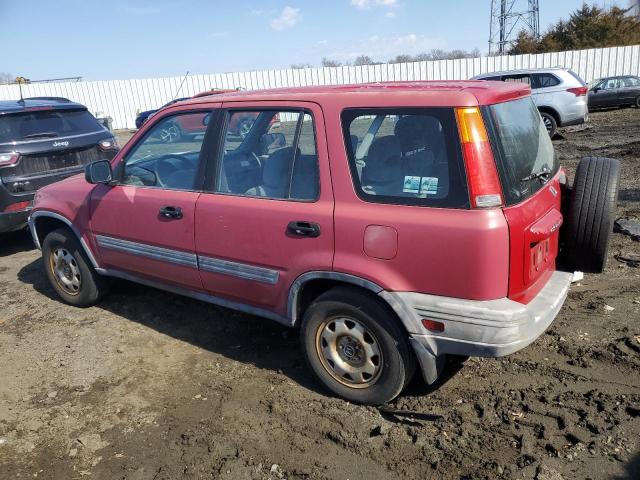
[0,97,119,233]
[134,97,188,129]
[588,75,640,109]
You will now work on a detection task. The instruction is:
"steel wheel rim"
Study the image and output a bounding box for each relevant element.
[315,316,383,388]
[543,116,553,133]
[49,247,81,295]
[238,120,252,138]
[160,125,179,143]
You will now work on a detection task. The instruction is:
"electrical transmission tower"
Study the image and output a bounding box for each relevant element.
[489,0,540,55]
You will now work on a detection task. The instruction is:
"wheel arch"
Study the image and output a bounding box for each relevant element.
[537,105,561,124]
[288,271,395,327]
[29,211,100,269]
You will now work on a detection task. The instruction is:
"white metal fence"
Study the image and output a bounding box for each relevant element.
[2,45,639,130]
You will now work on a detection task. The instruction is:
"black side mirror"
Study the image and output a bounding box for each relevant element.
[592,87,600,93]
[85,160,113,185]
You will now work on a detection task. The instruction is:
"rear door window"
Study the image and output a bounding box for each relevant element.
[0,108,104,143]
[215,110,319,201]
[341,108,468,208]
[484,97,557,206]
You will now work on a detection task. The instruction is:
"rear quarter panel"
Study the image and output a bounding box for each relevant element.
[322,102,509,300]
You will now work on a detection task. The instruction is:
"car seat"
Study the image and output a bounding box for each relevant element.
[361,136,403,196]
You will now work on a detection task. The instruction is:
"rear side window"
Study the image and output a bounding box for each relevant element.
[0,109,103,143]
[532,73,560,89]
[342,108,468,208]
[502,74,531,85]
[484,98,558,206]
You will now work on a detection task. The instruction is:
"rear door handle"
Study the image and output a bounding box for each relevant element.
[287,221,320,238]
[159,206,183,219]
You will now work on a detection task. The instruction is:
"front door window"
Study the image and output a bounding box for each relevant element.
[121,112,210,191]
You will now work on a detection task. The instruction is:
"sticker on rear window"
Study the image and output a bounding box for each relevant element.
[403,176,421,193]
[420,176,439,195]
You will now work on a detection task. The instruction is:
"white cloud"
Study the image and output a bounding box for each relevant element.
[351,0,398,8]
[385,11,396,18]
[270,6,301,31]
[325,33,443,62]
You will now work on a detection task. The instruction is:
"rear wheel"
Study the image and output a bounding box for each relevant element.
[540,111,558,138]
[563,157,620,273]
[300,286,415,405]
[42,228,109,306]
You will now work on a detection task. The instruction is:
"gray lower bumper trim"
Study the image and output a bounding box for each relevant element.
[382,271,573,381]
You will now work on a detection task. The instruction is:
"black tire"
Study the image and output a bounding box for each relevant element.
[563,157,620,273]
[42,228,109,306]
[300,286,416,405]
[635,95,640,108]
[540,111,558,138]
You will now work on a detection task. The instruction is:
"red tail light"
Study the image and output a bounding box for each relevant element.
[4,201,31,213]
[567,87,588,96]
[0,153,19,168]
[455,107,503,208]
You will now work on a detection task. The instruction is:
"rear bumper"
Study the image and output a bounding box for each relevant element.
[380,270,573,383]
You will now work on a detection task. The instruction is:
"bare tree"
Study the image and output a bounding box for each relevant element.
[0,72,14,84]
[353,55,377,66]
[321,57,342,67]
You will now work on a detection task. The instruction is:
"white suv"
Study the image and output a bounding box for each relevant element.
[472,67,589,137]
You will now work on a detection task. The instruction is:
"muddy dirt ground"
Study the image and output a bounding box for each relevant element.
[1,108,639,480]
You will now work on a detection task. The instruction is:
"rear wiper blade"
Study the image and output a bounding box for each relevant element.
[521,166,551,182]
[20,131,59,139]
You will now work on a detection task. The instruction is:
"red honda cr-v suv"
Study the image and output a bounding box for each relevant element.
[28,82,619,405]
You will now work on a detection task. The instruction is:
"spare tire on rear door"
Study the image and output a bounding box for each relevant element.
[563,156,620,273]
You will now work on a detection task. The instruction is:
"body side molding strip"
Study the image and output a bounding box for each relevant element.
[198,255,279,284]
[95,235,197,268]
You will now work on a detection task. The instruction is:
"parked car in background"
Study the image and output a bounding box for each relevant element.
[29,82,619,405]
[134,97,188,129]
[472,67,589,137]
[588,75,640,109]
[0,97,118,233]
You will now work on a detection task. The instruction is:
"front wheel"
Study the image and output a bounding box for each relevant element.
[42,228,109,306]
[300,286,415,405]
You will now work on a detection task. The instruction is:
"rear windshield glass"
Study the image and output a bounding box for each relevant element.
[341,108,468,208]
[0,109,103,143]
[484,97,558,206]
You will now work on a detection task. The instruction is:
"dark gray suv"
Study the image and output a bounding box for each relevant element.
[0,97,119,233]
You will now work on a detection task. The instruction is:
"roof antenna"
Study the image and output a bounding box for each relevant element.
[173,70,189,100]
[17,79,25,105]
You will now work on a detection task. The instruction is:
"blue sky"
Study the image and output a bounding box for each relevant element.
[0,0,616,81]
